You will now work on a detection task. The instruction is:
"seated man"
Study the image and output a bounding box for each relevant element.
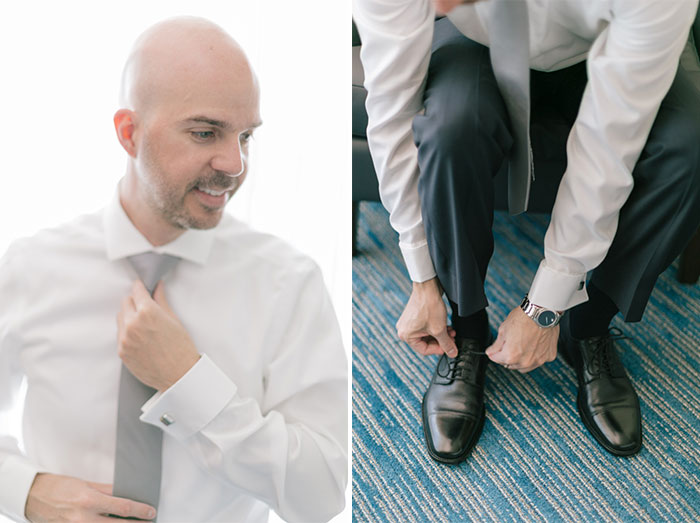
[354,0,700,463]
[0,17,347,522]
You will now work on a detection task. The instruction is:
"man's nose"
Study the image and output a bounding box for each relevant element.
[212,136,246,177]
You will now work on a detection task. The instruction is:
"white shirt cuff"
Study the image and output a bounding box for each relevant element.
[528,259,588,312]
[0,455,41,522]
[140,354,236,440]
[400,241,436,282]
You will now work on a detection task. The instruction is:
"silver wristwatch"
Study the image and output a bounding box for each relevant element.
[520,295,562,328]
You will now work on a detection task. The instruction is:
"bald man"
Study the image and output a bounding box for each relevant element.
[0,17,347,523]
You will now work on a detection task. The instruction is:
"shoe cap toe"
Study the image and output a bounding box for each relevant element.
[592,406,642,452]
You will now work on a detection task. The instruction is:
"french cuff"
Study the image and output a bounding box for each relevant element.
[0,455,42,522]
[140,354,236,441]
[528,260,588,312]
[399,240,436,282]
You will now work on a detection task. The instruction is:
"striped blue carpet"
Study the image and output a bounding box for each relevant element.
[352,202,700,522]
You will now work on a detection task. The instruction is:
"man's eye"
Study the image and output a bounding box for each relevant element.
[192,131,215,141]
[240,132,254,144]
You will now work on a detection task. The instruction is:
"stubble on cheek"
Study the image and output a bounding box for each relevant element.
[139,134,239,230]
[138,139,191,230]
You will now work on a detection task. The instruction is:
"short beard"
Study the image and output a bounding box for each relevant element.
[138,132,239,230]
[147,171,239,230]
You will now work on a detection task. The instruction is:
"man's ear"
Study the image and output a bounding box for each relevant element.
[114,109,138,158]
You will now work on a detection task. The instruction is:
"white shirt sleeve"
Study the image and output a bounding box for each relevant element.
[529,0,699,311]
[0,245,42,522]
[353,0,438,282]
[140,261,347,523]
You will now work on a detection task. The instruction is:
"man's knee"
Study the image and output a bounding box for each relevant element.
[673,112,700,179]
[414,93,479,157]
[663,112,700,205]
[676,116,700,224]
[412,67,511,178]
[642,111,700,189]
[634,111,700,234]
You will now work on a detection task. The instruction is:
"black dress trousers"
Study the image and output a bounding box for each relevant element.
[412,18,700,322]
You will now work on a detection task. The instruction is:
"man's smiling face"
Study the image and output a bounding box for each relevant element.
[116,18,261,238]
[134,84,261,231]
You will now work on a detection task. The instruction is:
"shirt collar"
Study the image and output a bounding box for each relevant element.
[103,187,215,265]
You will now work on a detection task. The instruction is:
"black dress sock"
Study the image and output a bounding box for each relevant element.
[448,301,490,347]
[569,282,619,339]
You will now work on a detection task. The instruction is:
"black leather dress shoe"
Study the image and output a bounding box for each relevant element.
[558,315,642,456]
[422,338,489,464]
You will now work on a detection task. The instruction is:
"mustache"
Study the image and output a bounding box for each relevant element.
[189,172,239,192]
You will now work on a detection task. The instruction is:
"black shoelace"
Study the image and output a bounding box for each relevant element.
[587,327,629,376]
[437,348,486,380]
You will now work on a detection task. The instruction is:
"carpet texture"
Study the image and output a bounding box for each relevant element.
[352,202,700,522]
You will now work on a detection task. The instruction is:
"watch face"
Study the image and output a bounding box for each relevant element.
[538,310,557,327]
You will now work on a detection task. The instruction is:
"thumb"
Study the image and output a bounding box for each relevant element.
[152,281,173,313]
[435,329,458,358]
[485,335,505,360]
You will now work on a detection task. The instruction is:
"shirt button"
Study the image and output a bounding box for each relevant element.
[160,413,175,426]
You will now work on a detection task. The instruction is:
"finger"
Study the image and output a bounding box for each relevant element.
[521,352,550,373]
[485,335,505,357]
[120,295,136,314]
[116,308,124,332]
[118,298,137,331]
[87,482,113,495]
[434,330,458,358]
[408,336,444,356]
[409,339,428,355]
[396,327,414,344]
[121,296,138,323]
[488,343,511,365]
[152,281,172,313]
[518,363,539,374]
[130,279,153,308]
[422,339,446,356]
[96,492,156,521]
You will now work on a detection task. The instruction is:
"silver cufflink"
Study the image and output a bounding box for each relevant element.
[160,413,175,426]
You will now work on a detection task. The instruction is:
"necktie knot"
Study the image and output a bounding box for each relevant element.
[128,253,180,294]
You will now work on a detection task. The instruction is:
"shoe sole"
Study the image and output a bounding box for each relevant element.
[421,393,485,465]
[559,338,643,457]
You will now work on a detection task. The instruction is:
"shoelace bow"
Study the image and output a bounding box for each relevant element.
[587,327,629,376]
[437,348,486,380]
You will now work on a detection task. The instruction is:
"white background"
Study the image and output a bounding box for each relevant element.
[0,1,350,521]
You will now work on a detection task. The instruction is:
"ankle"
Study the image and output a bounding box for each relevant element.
[449,304,490,346]
[569,283,618,339]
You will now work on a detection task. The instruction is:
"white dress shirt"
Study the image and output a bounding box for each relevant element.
[354,0,698,311]
[0,190,347,522]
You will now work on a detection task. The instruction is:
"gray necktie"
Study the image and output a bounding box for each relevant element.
[113,253,179,511]
[449,0,532,213]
